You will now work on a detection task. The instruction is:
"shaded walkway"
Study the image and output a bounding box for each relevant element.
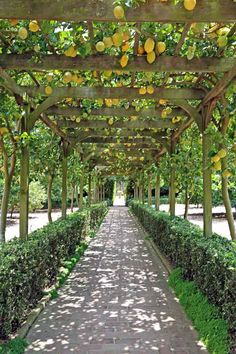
[26,208,207,353]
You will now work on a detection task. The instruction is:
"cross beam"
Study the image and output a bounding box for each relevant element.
[0,54,234,73]
[23,86,206,100]
[0,0,235,22]
[47,106,185,118]
[58,118,179,130]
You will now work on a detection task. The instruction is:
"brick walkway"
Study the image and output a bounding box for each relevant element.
[26,207,207,354]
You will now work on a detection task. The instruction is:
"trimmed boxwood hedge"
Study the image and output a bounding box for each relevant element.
[0,203,108,339]
[130,201,236,337]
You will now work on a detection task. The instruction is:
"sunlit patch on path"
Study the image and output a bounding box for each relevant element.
[26,207,207,353]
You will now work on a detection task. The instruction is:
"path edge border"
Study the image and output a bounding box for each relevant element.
[130,210,173,275]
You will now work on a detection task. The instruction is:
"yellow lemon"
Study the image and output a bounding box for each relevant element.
[139,87,147,95]
[218,148,227,158]
[210,154,219,162]
[0,127,9,135]
[96,41,105,52]
[184,0,196,11]
[159,99,167,105]
[144,38,155,53]
[65,46,77,57]
[156,41,166,54]
[103,36,113,48]
[138,45,145,55]
[120,54,129,68]
[222,170,232,178]
[45,86,53,95]
[113,5,125,20]
[213,161,221,171]
[29,20,39,32]
[122,42,129,52]
[112,32,123,47]
[147,85,154,94]
[63,71,73,83]
[147,51,156,64]
[18,27,28,40]
[46,73,53,82]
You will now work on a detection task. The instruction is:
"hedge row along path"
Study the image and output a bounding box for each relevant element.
[25,207,207,354]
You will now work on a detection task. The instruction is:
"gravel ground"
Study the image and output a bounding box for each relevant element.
[5,208,78,242]
[5,204,235,242]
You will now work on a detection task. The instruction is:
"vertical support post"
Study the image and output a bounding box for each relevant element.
[148,178,152,206]
[79,167,84,209]
[88,172,92,206]
[102,182,105,201]
[61,147,68,219]
[169,139,176,216]
[155,173,160,211]
[202,130,212,236]
[19,109,30,240]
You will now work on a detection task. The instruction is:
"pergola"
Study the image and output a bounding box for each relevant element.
[0,0,235,240]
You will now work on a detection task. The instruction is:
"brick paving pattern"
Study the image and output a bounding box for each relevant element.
[26,207,207,353]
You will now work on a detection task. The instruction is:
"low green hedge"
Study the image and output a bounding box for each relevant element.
[169,268,230,354]
[130,202,236,337]
[0,203,108,339]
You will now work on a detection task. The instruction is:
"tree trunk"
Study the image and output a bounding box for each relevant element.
[47,174,53,223]
[155,174,160,211]
[19,143,29,240]
[169,140,176,216]
[70,184,75,212]
[0,177,11,243]
[61,154,68,219]
[79,172,84,209]
[202,131,212,236]
[221,157,236,240]
[148,180,152,206]
[75,184,79,208]
[184,185,189,220]
[88,173,92,206]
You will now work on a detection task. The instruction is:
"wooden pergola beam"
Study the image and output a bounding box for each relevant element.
[58,118,179,130]
[201,66,236,106]
[23,86,206,100]
[75,137,157,144]
[47,106,185,118]
[71,129,166,141]
[0,54,235,73]
[0,0,235,22]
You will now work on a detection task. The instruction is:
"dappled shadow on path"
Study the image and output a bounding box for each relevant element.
[26,208,207,354]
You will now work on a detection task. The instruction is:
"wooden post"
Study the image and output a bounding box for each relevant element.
[61,151,68,219]
[155,173,160,211]
[148,178,152,206]
[88,172,92,206]
[202,130,212,236]
[19,110,30,240]
[79,168,84,209]
[169,139,176,216]
[47,174,53,222]
[102,182,105,201]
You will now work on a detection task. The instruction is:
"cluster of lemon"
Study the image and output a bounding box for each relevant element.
[45,72,83,95]
[211,149,232,177]
[138,86,155,95]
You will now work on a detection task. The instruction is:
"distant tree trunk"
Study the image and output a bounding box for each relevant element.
[88,173,92,206]
[184,185,189,220]
[221,155,236,241]
[148,180,152,206]
[61,154,68,219]
[0,176,11,243]
[79,172,84,209]
[75,184,79,207]
[71,183,75,212]
[47,174,53,223]
[155,174,160,211]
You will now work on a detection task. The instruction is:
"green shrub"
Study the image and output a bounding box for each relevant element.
[169,268,230,354]
[29,180,47,212]
[130,201,236,336]
[0,203,108,339]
